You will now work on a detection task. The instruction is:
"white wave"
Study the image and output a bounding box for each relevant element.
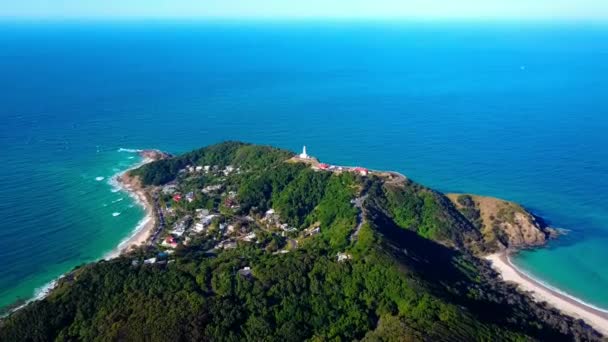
[117,148,142,153]
[507,255,608,313]
[104,214,152,260]
[128,156,135,159]
[112,198,124,203]
[33,278,60,301]
[95,176,105,181]
[5,152,159,316]
[5,277,62,317]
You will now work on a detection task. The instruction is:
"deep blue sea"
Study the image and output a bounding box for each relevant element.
[1,21,607,311]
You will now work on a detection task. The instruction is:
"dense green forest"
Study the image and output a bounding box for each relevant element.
[0,142,602,341]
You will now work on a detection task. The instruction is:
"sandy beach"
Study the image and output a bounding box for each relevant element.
[486,252,608,335]
[104,156,159,259]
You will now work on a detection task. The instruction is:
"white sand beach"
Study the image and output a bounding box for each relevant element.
[486,252,608,335]
[104,157,158,259]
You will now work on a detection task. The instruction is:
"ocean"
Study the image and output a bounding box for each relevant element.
[0,20,607,311]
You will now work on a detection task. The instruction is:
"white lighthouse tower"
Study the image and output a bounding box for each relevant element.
[299,145,309,159]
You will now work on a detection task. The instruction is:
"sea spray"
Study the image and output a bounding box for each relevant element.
[117,148,143,153]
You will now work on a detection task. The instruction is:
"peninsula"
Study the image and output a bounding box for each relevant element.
[0,142,604,341]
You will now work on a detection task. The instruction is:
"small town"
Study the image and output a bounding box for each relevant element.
[134,146,395,268]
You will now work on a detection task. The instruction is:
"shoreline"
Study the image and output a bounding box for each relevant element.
[104,155,158,259]
[486,252,608,335]
[2,150,161,317]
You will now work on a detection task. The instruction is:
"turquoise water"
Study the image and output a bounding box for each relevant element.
[0,21,607,311]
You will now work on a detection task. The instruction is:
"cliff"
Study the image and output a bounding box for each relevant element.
[447,194,556,252]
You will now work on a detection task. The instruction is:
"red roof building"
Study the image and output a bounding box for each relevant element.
[318,163,329,170]
[353,167,369,176]
[173,194,182,202]
[163,236,178,248]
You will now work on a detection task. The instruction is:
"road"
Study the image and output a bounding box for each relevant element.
[350,194,368,242]
[150,192,165,244]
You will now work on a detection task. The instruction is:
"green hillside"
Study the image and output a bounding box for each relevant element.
[0,142,601,341]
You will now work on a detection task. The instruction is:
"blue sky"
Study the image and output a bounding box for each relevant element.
[1,0,608,20]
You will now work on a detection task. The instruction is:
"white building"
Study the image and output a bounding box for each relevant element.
[337,253,352,262]
[299,145,309,159]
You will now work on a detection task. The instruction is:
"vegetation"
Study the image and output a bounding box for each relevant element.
[456,194,483,230]
[367,178,482,251]
[131,142,293,186]
[0,142,602,341]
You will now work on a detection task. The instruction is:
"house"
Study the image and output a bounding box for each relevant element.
[171,217,189,236]
[280,223,297,233]
[224,198,236,207]
[353,167,369,176]
[195,166,203,172]
[217,240,237,250]
[144,257,157,265]
[195,208,210,218]
[162,236,178,248]
[337,253,352,262]
[202,184,223,194]
[202,214,218,226]
[317,163,329,170]
[242,232,256,242]
[203,165,210,172]
[305,226,320,237]
[173,194,182,202]
[238,266,253,277]
[185,191,195,203]
[263,209,280,224]
[193,222,205,233]
[162,184,177,195]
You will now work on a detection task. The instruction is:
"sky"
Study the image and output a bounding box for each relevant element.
[1,0,608,21]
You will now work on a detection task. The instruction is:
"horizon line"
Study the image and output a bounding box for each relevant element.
[1,16,607,25]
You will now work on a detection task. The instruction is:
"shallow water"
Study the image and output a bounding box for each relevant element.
[0,21,607,310]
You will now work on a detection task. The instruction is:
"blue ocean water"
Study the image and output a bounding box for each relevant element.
[0,21,607,311]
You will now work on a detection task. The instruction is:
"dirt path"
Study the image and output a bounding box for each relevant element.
[350,194,368,242]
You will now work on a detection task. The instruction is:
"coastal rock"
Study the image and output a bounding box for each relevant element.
[447,194,552,251]
[139,149,171,161]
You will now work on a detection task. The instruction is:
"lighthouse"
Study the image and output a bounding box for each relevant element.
[299,145,309,159]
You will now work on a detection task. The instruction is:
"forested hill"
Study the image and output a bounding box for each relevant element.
[0,142,601,341]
